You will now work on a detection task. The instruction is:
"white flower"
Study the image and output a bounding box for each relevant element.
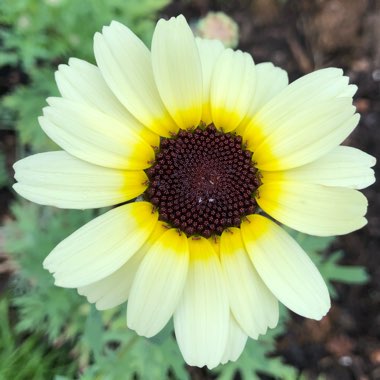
[13,15,375,369]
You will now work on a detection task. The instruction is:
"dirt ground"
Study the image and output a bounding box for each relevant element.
[0,0,379,379]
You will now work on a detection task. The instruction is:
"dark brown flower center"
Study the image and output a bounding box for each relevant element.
[144,125,260,237]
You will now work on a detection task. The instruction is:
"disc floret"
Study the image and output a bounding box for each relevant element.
[145,125,261,237]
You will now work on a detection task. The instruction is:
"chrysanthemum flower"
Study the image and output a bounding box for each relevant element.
[13,15,375,368]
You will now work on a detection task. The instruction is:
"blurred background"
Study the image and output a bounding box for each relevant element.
[0,0,379,379]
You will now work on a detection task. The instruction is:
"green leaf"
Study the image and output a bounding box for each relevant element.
[4,201,94,343]
[83,306,105,361]
[289,230,335,254]
[316,250,368,298]
[2,68,58,152]
[82,320,189,380]
[0,0,171,72]
[0,296,77,379]
[326,265,368,283]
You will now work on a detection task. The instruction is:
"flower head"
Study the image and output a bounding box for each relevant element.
[13,15,375,368]
[194,11,239,48]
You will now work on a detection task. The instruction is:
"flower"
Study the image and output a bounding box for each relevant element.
[194,11,239,48]
[13,15,375,369]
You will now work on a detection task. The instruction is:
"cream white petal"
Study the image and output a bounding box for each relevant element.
[261,146,376,190]
[78,221,168,310]
[249,62,289,113]
[94,21,177,137]
[41,97,154,170]
[340,84,358,98]
[254,68,348,124]
[244,68,359,170]
[152,15,203,129]
[13,151,147,209]
[236,62,288,135]
[241,215,331,319]
[78,251,142,310]
[195,38,225,125]
[244,68,345,145]
[257,181,368,236]
[252,99,358,171]
[43,202,158,288]
[55,58,159,146]
[56,58,127,118]
[210,49,256,132]
[220,315,248,365]
[174,237,229,369]
[127,229,189,337]
[220,228,279,338]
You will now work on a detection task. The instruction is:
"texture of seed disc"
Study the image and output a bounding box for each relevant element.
[145,125,260,237]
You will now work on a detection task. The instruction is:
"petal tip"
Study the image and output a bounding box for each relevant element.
[93,31,103,45]
[109,20,122,28]
[67,57,79,66]
[12,182,19,193]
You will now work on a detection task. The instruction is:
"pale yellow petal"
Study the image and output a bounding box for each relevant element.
[13,151,147,209]
[174,237,229,369]
[261,146,376,190]
[220,314,248,365]
[43,202,158,288]
[94,21,177,137]
[210,49,256,132]
[152,15,202,129]
[250,68,347,130]
[41,98,154,170]
[195,38,225,125]
[244,68,359,170]
[253,101,357,171]
[257,181,368,236]
[220,228,278,338]
[235,62,288,135]
[127,229,189,337]
[78,221,168,310]
[55,58,159,147]
[241,215,331,319]
[56,58,129,120]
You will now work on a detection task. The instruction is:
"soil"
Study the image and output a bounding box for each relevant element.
[1,0,379,379]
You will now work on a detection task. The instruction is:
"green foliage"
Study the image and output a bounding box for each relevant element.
[0,0,170,151]
[2,68,59,151]
[0,0,169,70]
[80,314,189,380]
[0,296,77,379]
[320,251,368,284]
[4,202,94,344]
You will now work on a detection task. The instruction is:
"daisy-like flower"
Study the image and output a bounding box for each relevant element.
[13,15,375,368]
